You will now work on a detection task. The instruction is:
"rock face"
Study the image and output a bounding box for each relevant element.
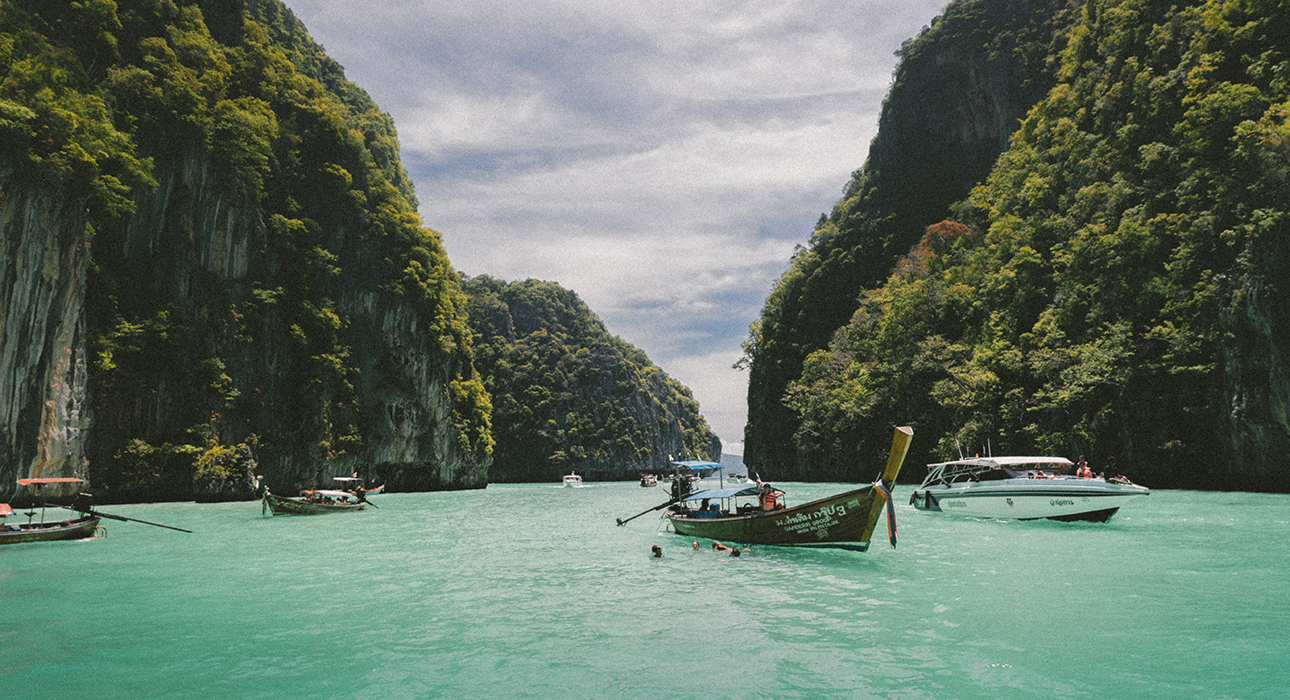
[0,0,492,502]
[0,187,94,498]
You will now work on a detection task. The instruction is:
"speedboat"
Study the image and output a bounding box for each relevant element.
[909,456,1148,522]
[639,474,658,487]
[562,472,582,488]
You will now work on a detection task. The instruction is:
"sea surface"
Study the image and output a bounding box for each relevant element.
[2,481,1286,699]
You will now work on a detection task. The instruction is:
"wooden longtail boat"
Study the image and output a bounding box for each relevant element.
[3,479,192,544]
[262,489,368,516]
[656,426,913,551]
[1,505,100,544]
[332,476,384,495]
[2,478,101,545]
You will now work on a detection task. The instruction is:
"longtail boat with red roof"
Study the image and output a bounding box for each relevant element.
[2,479,100,545]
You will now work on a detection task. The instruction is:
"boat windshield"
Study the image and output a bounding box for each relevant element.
[923,457,1073,485]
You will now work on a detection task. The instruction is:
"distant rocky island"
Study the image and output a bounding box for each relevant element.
[463,276,719,483]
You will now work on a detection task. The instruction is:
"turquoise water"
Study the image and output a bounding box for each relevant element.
[2,482,1286,699]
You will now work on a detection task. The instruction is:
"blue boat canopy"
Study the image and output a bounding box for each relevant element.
[671,460,722,469]
[678,485,763,502]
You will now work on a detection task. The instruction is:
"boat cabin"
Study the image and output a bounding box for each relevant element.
[921,457,1075,487]
[671,484,785,518]
[299,489,361,505]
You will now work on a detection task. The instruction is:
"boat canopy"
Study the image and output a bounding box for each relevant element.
[927,456,1072,469]
[671,460,722,469]
[332,477,362,483]
[678,485,763,502]
[302,490,354,498]
[17,478,87,485]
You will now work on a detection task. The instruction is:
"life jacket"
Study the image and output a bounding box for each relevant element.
[762,491,779,510]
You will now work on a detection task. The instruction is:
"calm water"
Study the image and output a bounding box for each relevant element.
[2,482,1286,699]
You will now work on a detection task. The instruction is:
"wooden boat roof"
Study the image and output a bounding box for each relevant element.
[679,485,763,502]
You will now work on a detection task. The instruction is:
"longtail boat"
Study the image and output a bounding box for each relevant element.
[262,489,368,516]
[332,476,384,495]
[2,478,190,544]
[619,426,913,552]
[1,478,101,545]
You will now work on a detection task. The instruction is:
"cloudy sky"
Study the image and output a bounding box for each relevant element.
[284,0,950,453]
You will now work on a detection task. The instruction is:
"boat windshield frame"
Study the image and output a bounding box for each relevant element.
[921,457,1074,486]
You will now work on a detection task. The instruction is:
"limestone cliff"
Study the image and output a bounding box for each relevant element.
[744,0,1071,478]
[0,0,491,502]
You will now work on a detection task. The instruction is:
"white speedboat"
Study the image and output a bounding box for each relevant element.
[909,456,1148,522]
[562,472,582,488]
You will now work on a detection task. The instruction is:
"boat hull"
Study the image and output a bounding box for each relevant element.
[0,516,101,544]
[666,486,890,551]
[910,479,1148,522]
[262,492,367,515]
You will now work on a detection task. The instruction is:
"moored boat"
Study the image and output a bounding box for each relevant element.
[332,476,384,496]
[3,478,100,544]
[3,478,190,543]
[262,489,369,515]
[1,502,100,544]
[908,456,1149,522]
[619,426,913,552]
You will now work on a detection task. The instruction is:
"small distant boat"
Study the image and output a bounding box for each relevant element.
[909,456,1149,522]
[618,426,913,552]
[639,474,658,487]
[562,472,583,488]
[332,476,384,495]
[262,489,369,515]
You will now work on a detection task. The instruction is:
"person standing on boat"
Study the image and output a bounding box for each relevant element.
[759,483,782,511]
[1076,455,1091,478]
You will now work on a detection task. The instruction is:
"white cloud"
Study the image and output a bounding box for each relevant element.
[285,0,951,443]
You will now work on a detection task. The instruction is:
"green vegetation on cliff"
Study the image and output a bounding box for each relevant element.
[752,0,1290,491]
[743,0,1071,479]
[1,0,491,499]
[463,276,719,482]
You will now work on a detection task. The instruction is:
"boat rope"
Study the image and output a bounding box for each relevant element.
[873,480,897,548]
